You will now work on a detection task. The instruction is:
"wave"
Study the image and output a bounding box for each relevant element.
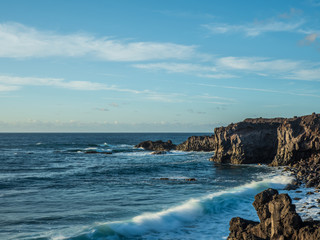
[57,174,293,240]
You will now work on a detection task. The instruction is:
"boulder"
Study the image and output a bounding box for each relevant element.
[228,188,320,240]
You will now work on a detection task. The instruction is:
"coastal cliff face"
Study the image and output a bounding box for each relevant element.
[212,118,284,164]
[271,113,320,166]
[211,113,320,166]
[228,188,320,240]
[176,135,215,151]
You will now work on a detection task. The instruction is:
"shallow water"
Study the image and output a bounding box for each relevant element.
[0,133,292,240]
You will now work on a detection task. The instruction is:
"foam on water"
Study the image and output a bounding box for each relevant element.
[60,173,293,240]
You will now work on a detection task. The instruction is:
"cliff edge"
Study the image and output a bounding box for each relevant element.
[211,113,320,166]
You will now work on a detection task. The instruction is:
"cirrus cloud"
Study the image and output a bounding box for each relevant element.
[0,22,197,61]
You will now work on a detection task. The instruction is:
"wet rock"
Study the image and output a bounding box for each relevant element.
[285,184,299,190]
[135,140,176,151]
[151,151,167,155]
[185,178,196,181]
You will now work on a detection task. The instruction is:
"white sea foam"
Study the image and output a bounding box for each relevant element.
[65,173,293,240]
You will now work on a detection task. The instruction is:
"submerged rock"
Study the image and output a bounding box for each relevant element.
[151,151,167,155]
[228,188,320,240]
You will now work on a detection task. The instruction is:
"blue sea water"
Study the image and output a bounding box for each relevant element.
[0,133,293,240]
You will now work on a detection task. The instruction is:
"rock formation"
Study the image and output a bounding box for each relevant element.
[212,118,284,164]
[211,113,320,166]
[228,188,320,240]
[176,135,215,151]
[271,113,320,166]
[135,140,176,151]
[136,135,215,152]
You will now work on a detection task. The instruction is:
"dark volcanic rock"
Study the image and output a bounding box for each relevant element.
[136,135,216,152]
[176,135,215,151]
[212,118,284,164]
[228,188,320,240]
[211,113,320,166]
[271,113,320,166]
[135,140,176,151]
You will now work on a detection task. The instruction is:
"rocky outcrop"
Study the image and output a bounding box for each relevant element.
[211,113,320,166]
[136,135,215,152]
[228,188,320,240]
[271,113,320,166]
[176,135,215,151]
[285,153,320,188]
[135,140,176,151]
[212,118,284,164]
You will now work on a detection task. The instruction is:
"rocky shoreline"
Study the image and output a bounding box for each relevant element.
[136,113,320,239]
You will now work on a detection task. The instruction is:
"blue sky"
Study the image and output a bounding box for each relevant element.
[0,0,320,132]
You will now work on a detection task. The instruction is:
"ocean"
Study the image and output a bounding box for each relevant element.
[0,133,294,240]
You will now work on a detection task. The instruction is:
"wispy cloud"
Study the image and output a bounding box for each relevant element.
[0,22,197,61]
[203,19,305,37]
[199,83,320,98]
[133,62,216,73]
[217,57,302,72]
[132,62,237,79]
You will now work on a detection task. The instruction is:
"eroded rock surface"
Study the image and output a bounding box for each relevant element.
[211,113,320,166]
[176,135,215,151]
[212,118,284,164]
[228,188,320,240]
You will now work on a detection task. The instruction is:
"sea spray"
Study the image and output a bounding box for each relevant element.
[67,174,293,240]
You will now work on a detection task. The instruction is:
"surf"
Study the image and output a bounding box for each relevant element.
[59,173,293,240]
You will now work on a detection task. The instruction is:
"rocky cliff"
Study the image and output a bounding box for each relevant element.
[211,113,320,166]
[176,135,215,151]
[272,113,320,166]
[228,188,320,240]
[212,118,284,164]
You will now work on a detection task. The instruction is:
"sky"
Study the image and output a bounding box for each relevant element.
[0,0,320,132]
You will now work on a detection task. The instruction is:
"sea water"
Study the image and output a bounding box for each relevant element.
[0,133,293,240]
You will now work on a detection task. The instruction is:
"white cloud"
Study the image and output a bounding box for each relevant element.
[286,68,320,81]
[133,62,216,73]
[133,62,237,79]
[199,83,320,98]
[217,57,302,72]
[300,33,318,45]
[305,33,318,42]
[0,75,109,91]
[0,22,196,61]
[0,84,20,91]
[203,19,305,37]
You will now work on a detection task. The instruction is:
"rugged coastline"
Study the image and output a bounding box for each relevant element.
[136,113,320,239]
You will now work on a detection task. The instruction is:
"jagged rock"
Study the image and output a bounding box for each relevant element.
[271,113,320,166]
[212,118,284,164]
[211,113,320,166]
[176,135,215,151]
[136,135,216,152]
[135,140,176,151]
[228,188,320,240]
